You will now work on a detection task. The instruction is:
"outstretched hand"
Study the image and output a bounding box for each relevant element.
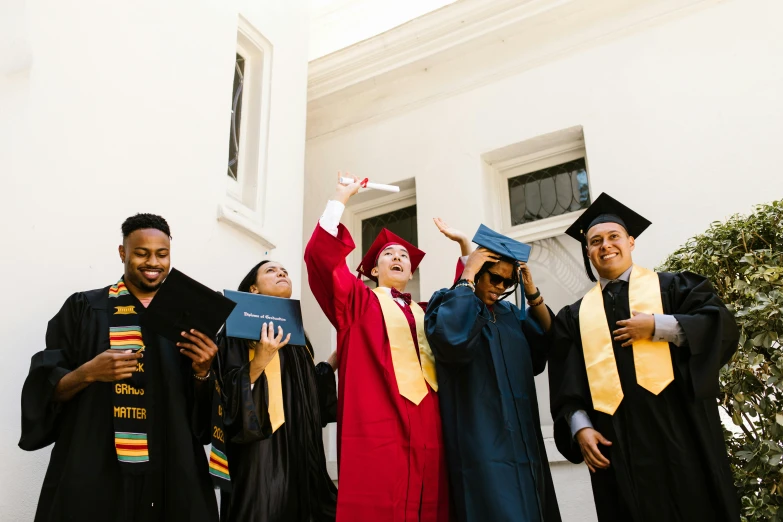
[333,172,362,205]
[433,217,471,256]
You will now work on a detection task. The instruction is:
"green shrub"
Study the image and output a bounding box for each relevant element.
[658,200,783,521]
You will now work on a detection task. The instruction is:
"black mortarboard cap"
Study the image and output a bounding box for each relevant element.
[142,268,237,343]
[472,224,531,262]
[564,193,652,282]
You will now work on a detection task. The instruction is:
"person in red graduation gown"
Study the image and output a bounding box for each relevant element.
[304,176,451,522]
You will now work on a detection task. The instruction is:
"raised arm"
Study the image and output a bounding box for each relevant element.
[304,175,372,331]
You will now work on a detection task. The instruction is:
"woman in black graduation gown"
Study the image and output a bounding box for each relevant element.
[217,260,337,522]
[424,224,561,522]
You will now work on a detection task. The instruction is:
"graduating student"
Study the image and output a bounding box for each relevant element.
[304,176,451,522]
[548,193,740,521]
[216,260,338,522]
[19,214,220,522]
[425,224,561,522]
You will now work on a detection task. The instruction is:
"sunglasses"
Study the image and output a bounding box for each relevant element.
[486,270,515,289]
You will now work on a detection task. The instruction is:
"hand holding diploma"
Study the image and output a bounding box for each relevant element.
[337,172,400,194]
[249,321,291,383]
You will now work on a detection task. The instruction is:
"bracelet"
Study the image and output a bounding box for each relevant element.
[455,281,475,292]
[527,295,544,307]
[192,369,212,381]
[525,287,541,300]
[456,279,475,292]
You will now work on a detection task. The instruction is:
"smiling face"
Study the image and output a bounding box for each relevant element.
[586,222,635,280]
[475,259,515,307]
[372,244,413,290]
[119,228,171,298]
[250,261,292,298]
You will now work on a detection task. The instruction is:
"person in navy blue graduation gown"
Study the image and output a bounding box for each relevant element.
[424,224,561,522]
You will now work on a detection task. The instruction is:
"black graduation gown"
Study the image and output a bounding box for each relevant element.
[19,288,219,522]
[218,336,337,522]
[548,271,740,522]
[425,286,561,522]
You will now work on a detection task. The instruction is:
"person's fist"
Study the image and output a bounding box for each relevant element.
[84,349,144,382]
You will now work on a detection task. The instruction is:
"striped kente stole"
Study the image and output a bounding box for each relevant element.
[209,376,231,491]
[109,280,151,470]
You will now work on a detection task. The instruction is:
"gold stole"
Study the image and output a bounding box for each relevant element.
[372,288,438,405]
[578,264,674,415]
[248,348,285,432]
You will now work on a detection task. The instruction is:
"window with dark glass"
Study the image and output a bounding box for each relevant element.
[361,205,418,256]
[227,53,245,181]
[507,158,590,226]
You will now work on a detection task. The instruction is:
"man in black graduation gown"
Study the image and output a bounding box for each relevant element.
[548,193,740,522]
[19,213,220,522]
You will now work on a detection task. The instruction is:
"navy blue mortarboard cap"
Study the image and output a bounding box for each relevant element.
[471,224,531,262]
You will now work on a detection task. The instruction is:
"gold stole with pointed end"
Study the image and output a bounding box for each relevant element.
[248,347,285,432]
[579,264,674,415]
[373,288,438,405]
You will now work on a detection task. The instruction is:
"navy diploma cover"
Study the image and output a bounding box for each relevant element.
[223,290,306,346]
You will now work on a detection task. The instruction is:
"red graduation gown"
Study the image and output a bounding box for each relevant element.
[305,224,451,522]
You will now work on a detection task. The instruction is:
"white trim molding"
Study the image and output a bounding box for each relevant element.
[483,125,590,242]
[219,15,275,248]
[217,200,277,250]
[307,0,720,139]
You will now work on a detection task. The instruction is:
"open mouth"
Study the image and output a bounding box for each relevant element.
[140,269,162,281]
[390,264,403,272]
[488,292,499,301]
[601,253,618,261]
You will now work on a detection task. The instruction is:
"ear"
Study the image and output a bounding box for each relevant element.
[119,244,126,263]
[371,267,379,278]
[249,284,259,294]
[409,272,414,281]
[628,235,635,252]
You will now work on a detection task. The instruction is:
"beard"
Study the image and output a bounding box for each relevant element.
[128,271,164,292]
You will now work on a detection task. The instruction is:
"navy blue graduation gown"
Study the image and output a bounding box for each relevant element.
[425,286,561,522]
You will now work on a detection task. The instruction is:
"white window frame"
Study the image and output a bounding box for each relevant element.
[218,16,275,249]
[484,128,590,244]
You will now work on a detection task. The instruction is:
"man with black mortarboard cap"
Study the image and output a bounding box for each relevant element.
[547,193,740,521]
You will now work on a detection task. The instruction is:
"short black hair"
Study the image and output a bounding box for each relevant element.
[121,213,171,238]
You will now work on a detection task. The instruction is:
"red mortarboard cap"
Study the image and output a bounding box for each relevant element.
[356,228,425,283]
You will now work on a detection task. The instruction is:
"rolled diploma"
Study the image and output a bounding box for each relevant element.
[338,177,400,193]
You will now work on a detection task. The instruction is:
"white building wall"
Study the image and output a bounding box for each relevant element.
[302,0,783,519]
[0,1,311,519]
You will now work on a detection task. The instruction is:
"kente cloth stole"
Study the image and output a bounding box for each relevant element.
[209,378,231,490]
[108,280,150,468]
[248,346,285,433]
[372,288,438,405]
[578,264,674,415]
